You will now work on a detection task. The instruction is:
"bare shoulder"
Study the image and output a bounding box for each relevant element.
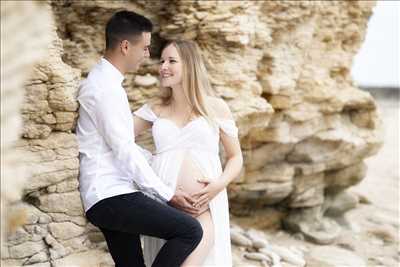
[206,96,233,119]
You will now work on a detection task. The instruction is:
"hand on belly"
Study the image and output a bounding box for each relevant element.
[175,157,210,216]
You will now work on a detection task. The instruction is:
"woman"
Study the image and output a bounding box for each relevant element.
[133,40,243,266]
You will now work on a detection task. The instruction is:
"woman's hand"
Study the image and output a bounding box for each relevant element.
[191,179,226,208]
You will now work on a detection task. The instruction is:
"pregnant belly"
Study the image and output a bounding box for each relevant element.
[176,156,209,216]
[176,156,207,194]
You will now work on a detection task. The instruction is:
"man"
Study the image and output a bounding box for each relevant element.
[76,10,203,267]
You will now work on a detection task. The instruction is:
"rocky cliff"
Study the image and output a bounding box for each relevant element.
[2,1,381,266]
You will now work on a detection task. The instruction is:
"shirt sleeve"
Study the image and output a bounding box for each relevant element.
[134,103,158,122]
[89,87,173,202]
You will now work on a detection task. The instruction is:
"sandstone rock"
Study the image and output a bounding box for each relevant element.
[7,227,31,246]
[354,192,372,204]
[27,170,79,192]
[9,241,46,259]
[231,229,253,247]
[48,213,86,227]
[45,234,68,260]
[48,222,86,240]
[51,249,114,267]
[323,191,359,217]
[268,245,305,267]
[60,235,90,253]
[245,229,270,249]
[230,181,293,206]
[23,123,52,139]
[38,192,83,216]
[134,74,158,87]
[258,247,281,267]
[25,251,49,265]
[8,203,51,226]
[52,178,79,193]
[283,206,341,245]
[87,231,105,243]
[244,163,295,183]
[24,225,49,242]
[288,246,306,259]
[244,252,271,262]
[288,173,324,208]
[335,212,362,231]
[368,225,398,244]
[324,162,367,191]
[24,262,51,267]
[243,143,294,172]
[1,1,53,251]
[230,223,245,233]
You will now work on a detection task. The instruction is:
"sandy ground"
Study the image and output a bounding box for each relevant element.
[232,94,399,267]
[346,95,399,266]
[353,96,399,217]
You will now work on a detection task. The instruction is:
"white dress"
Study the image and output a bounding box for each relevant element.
[134,104,238,267]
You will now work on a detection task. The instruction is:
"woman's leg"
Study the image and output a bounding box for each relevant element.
[181,210,214,267]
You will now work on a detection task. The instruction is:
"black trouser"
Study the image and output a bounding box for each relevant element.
[86,192,203,267]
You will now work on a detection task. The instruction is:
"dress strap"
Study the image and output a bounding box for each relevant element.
[133,103,157,122]
[216,119,238,138]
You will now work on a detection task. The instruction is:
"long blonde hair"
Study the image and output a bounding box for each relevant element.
[157,40,216,123]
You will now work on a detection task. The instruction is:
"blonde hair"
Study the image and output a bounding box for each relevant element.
[157,40,216,123]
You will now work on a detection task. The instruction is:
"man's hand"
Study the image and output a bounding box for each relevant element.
[167,189,201,216]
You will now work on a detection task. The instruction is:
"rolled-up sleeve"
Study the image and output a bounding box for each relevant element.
[89,87,173,202]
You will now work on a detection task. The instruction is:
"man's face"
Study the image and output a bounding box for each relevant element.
[126,32,151,72]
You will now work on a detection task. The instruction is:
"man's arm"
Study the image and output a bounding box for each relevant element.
[90,87,173,201]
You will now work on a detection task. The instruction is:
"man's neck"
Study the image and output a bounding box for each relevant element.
[104,53,125,75]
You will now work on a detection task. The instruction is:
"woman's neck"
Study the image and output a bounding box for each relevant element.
[170,85,191,112]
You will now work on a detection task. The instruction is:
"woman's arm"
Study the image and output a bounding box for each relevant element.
[192,97,243,207]
[210,96,243,187]
[218,129,243,188]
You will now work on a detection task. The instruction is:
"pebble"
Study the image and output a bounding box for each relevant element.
[245,229,269,249]
[269,245,306,267]
[231,229,253,247]
[244,252,271,262]
[259,247,282,267]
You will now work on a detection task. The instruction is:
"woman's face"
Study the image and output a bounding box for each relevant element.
[159,44,183,88]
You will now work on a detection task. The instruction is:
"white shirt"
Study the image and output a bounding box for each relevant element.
[76,58,173,212]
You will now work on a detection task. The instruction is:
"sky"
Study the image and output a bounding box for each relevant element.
[351,1,400,88]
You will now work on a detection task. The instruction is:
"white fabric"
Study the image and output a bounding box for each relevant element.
[134,104,238,267]
[76,59,173,212]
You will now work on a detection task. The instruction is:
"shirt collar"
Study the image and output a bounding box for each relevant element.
[100,57,125,85]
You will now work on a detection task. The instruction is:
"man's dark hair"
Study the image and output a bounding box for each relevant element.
[105,10,153,50]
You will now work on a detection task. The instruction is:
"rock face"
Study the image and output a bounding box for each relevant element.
[1,0,382,265]
[1,1,53,266]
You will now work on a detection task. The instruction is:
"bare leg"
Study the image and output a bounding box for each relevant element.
[181,210,214,267]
